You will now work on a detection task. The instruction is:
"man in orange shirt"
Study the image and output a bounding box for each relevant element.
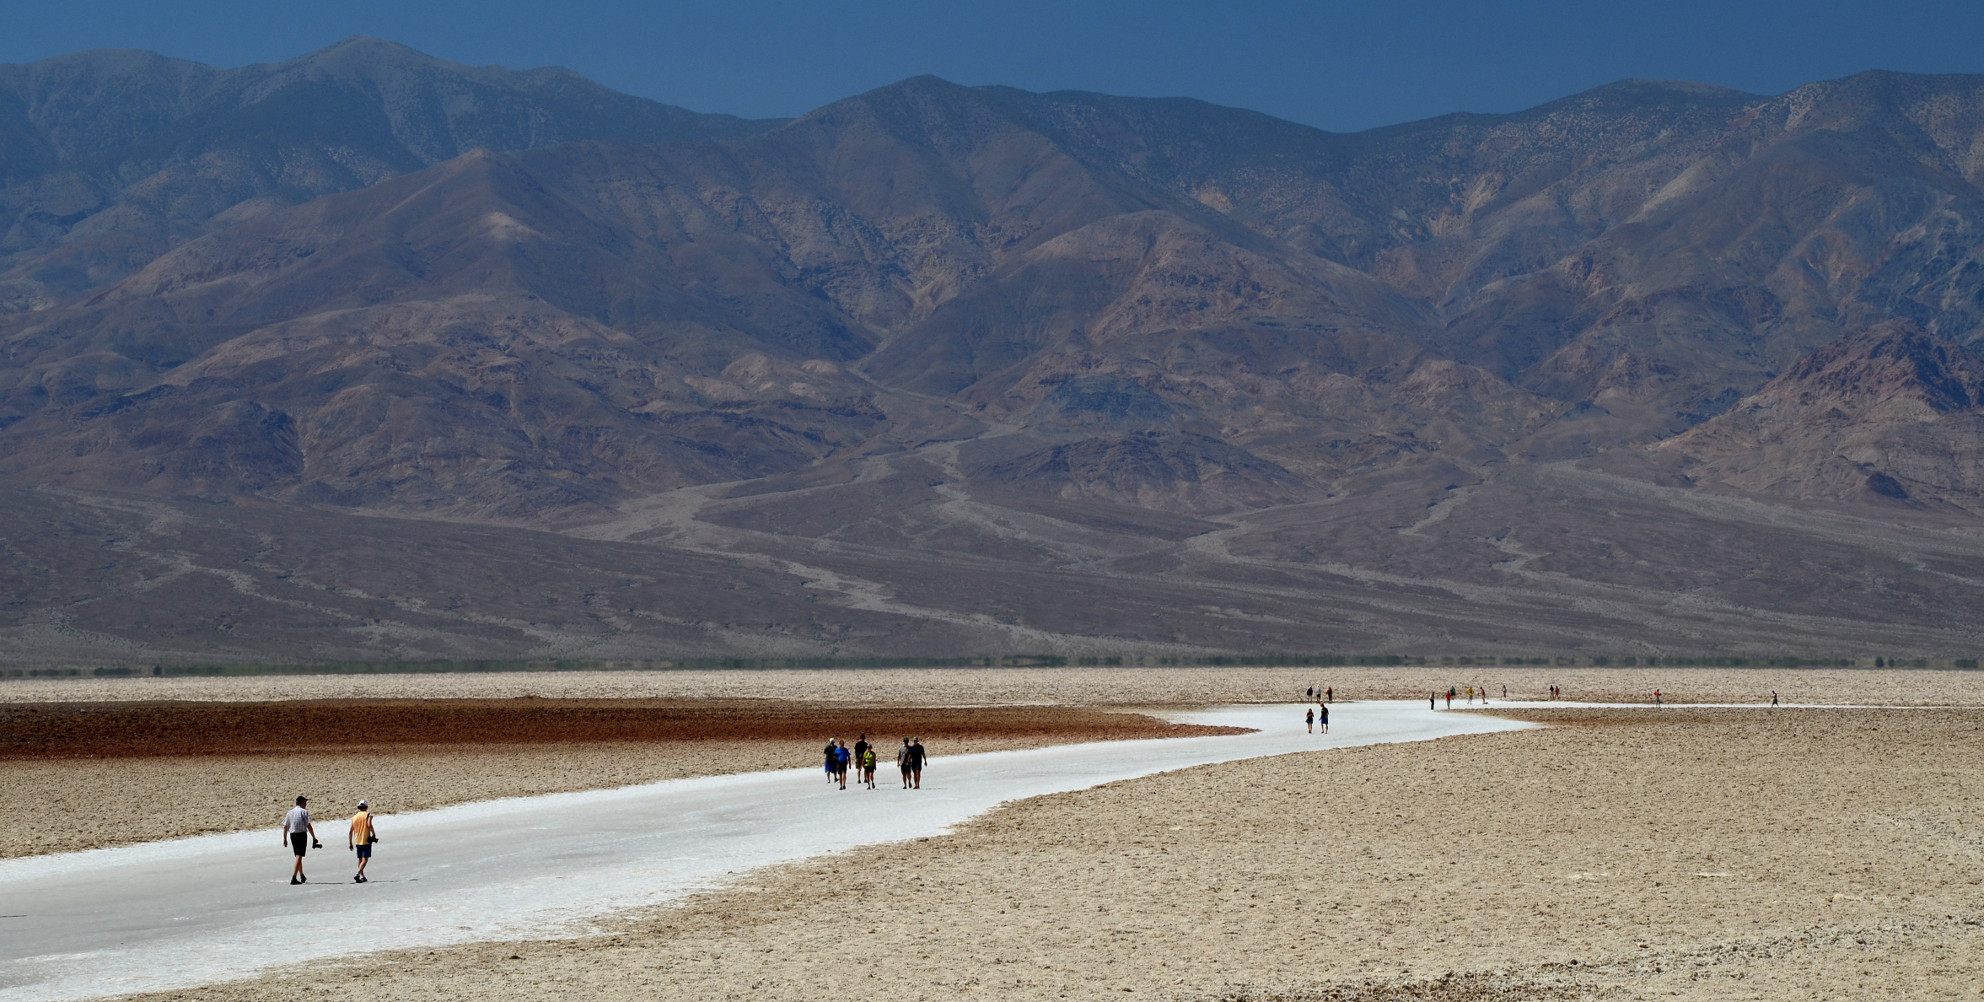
[347,800,380,883]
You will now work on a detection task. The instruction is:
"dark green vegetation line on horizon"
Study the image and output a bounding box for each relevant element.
[1,654,1972,680]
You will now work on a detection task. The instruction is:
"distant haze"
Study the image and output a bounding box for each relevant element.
[5,1,1984,131]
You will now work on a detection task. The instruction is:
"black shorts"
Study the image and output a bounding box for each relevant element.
[290,832,309,857]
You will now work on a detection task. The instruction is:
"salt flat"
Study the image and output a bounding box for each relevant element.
[0,701,1526,1002]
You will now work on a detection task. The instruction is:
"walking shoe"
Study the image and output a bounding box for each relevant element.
[290,876,300,885]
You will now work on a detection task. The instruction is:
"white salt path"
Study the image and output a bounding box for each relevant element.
[0,701,1532,1001]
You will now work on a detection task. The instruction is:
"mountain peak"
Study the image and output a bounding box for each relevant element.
[1515,77,1761,121]
[305,35,431,60]
[274,36,578,85]
[264,36,551,88]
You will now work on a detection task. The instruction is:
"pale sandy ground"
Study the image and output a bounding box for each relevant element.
[125,705,1984,1002]
[7,665,1984,706]
[17,665,1975,858]
[6,667,1982,856]
[0,735,1071,859]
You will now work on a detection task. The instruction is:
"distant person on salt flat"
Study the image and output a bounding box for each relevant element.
[348,799,379,883]
[1324,687,1333,703]
[1306,707,1315,733]
[1771,690,1779,707]
[908,738,927,789]
[835,740,851,789]
[853,734,870,776]
[861,744,878,788]
[1318,703,1328,734]
[824,740,840,784]
[1430,692,1437,710]
[282,796,319,885]
[898,737,914,788]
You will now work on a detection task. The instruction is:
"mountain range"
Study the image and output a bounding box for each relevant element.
[4,38,1984,664]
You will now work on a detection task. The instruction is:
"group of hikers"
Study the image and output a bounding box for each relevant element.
[279,795,378,886]
[1423,685,1727,707]
[1428,684,1551,708]
[1303,686,1332,733]
[272,683,1797,883]
[1433,685,1498,708]
[825,734,927,790]
[277,736,929,884]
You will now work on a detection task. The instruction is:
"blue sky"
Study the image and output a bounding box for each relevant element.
[7,1,1984,131]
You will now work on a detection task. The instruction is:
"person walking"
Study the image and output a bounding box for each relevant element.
[1318,703,1329,734]
[1771,690,1779,707]
[835,739,851,789]
[824,739,840,783]
[908,738,927,789]
[348,799,379,883]
[1445,688,1453,709]
[1306,707,1315,733]
[1654,689,1662,706]
[1430,692,1437,710]
[1324,687,1333,703]
[898,737,914,788]
[282,795,319,885]
[862,744,878,788]
[853,734,870,775]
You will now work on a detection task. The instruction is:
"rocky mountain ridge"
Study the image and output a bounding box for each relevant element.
[1650,321,1984,508]
[0,37,775,311]
[4,43,1984,661]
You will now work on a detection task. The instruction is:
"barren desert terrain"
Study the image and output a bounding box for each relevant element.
[7,666,1982,859]
[119,700,1984,1002]
[2,668,1979,999]
[0,696,1233,857]
[8,665,1984,707]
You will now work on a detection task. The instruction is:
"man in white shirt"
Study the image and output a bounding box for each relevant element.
[282,796,319,885]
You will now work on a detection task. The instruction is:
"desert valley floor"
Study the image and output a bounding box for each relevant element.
[2,667,1981,1001]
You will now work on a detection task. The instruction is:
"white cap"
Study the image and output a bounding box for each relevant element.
[357,800,368,808]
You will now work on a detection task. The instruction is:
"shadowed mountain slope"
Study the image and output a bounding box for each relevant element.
[1648,321,1984,510]
[7,48,1984,661]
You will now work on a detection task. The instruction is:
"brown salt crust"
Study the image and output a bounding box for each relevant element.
[9,665,1984,708]
[0,698,1242,759]
[115,706,1984,1002]
[0,701,1239,858]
